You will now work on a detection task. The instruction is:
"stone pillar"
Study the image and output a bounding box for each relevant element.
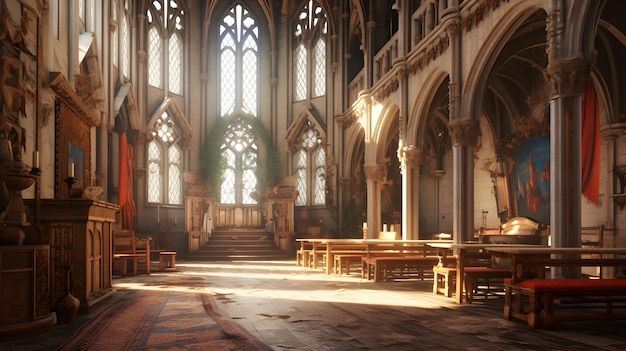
[449,119,479,244]
[431,169,446,234]
[546,56,590,279]
[364,164,385,239]
[401,146,421,240]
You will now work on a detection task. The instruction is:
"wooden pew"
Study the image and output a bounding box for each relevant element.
[113,230,151,276]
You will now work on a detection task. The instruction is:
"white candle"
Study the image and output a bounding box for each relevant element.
[68,163,75,178]
[362,222,367,230]
[33,151,39,168]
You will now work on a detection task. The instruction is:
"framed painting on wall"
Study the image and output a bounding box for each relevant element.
[511,135,550,224]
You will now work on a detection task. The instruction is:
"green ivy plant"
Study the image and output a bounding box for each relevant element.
[202,114,279,200]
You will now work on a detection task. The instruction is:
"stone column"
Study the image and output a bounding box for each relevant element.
[448,119,479,244]
[400,146,421,240]
[364,164,385,239]
[547,56,590,251]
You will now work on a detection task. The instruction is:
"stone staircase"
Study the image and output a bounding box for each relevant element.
[187,229,289,261]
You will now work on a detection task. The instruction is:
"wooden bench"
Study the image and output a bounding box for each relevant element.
[113,230,151,276]
[159,251,177,271]
[363,255,454,282]
[433,261,510,302]
[504,278,626,329]
[581,225,604,277]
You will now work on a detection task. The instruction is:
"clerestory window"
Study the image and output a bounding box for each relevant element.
[293,0,327,101]
[219,3,259,117]
[147,0,185,95]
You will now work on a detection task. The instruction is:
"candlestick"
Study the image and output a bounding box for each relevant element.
[33,151,39,168]
[68,162,75,178]
[30,151,41,175]
[157,205,160,224]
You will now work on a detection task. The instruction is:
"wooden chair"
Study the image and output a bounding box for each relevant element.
[113,230,151,276]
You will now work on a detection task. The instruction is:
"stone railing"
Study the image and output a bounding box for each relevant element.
[214,203,264,228]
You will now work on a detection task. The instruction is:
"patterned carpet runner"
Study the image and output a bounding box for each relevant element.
[56,289,270,351]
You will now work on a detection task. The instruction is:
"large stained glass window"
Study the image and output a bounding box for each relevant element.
[216,4,260,205]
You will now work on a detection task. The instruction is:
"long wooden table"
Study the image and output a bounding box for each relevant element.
[485,247,626,283]
[443,243,543,304]
[296,239,453,275]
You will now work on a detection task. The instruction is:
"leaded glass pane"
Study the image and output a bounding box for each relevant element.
[242,49,257,116]
[313,147,326,205]
[295,148,306,168]
[295,45,307,101]
[154,112,178,145]
[147,141,161,203]
[301,129,317,150]
[220,47,236,116]
[242,169,257,204]
[313,39,326,97]
[121,16,130,78]
[168,146,182,204]
[148,27,161,87]
[221,149,236,204]
[219,4,258,119]
[169,33,182,94]
[295,167,307,206]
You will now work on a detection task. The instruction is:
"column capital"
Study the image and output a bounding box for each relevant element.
[546,56,591,98]
[400,146,422,170]
[448,119,479,147]
[364,164,385,182]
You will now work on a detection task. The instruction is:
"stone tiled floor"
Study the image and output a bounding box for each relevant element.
[2,259,626,350]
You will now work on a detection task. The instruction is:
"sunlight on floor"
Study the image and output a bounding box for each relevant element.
[112,261,462,310]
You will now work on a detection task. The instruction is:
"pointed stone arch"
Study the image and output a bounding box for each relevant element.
[286,107,326,153]
[147,97,193,150]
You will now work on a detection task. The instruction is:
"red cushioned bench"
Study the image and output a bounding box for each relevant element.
[504,278,626,329]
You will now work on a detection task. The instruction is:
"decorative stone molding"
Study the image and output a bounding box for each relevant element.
[340,110,358,129]
[546,56,591,98]
[448,119,480,147]
[375,76,399,101]
[364,164,385,182]
[462,0,511,33]
[408,34,450,75]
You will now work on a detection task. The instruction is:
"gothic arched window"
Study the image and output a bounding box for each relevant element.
[147,0,185,95]
[294,125,326,206]
[293,0,327,101]
[219,116,259,204]
[215,4,261,205]
[147,111,183,205]
[219,3,259,117]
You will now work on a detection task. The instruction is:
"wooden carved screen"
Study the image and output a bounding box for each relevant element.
[55,99,91,198]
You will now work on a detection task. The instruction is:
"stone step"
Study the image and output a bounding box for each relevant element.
[187,230,288,261]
